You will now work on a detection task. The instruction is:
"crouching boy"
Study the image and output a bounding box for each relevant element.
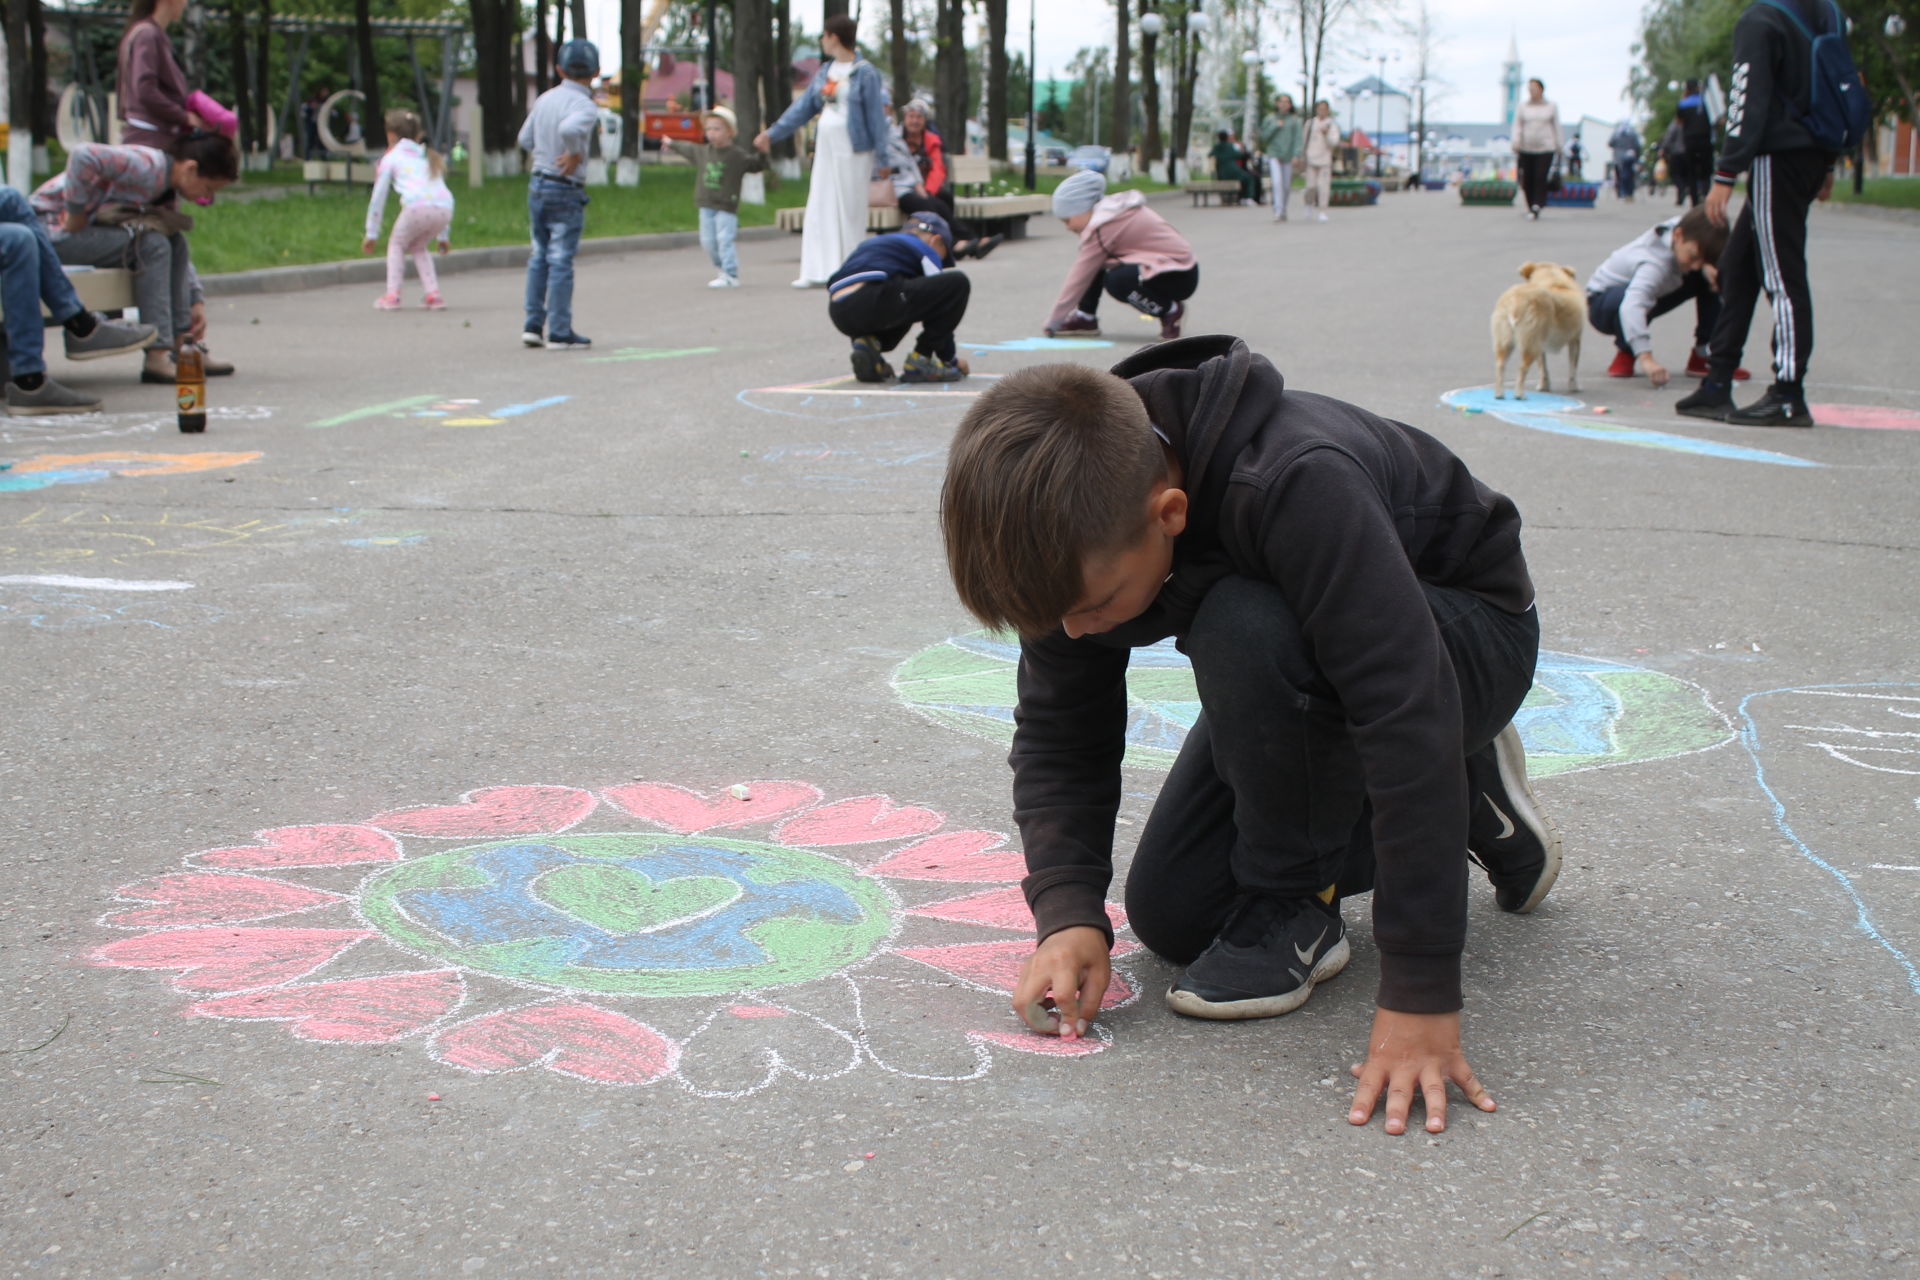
[1586,204,1745,386]
[939,338,1562,1135]
[828,211,971,384]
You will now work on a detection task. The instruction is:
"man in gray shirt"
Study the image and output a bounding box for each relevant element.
[518,39,601,349]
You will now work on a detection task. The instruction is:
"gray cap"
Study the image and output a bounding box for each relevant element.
[1052,168,1107,218]
[558,39,600,77]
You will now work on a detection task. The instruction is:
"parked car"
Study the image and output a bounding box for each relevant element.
[1066,144,1111,173]
[1041,146,1069,166]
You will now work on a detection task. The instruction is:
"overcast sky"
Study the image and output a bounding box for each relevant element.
[583,1,1645,126]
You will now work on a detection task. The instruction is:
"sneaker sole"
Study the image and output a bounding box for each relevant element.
[521,333,545,348]
[1675,403,1732,421]
[849,345,893,383]
[545,340,591,350]
[65,337,154,362]
[1486,725,1562,913]
[1163,936,1351,1021]
[7,399,100,416]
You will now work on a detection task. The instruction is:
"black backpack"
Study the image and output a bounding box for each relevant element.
[1756,0,1872,152]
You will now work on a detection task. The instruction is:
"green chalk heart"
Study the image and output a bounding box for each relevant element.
[535,864,740,934]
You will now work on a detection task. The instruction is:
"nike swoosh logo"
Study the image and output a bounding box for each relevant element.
[1294,926,1327,967]
[1484,793,1517,841]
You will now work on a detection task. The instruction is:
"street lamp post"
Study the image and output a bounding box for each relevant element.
[1024,0,1037,189]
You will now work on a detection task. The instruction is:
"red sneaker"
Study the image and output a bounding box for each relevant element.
[1685,352,1750,379]
[1607,350,1636,378]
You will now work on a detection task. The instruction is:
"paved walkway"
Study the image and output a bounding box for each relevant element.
[4,183,1917,1279]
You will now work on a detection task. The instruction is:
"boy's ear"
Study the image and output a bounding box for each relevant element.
[1152,485,1188,539]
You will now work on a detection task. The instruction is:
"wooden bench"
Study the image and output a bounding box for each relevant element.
[953,192,1051,239]
[0,266,137,323]
[1185,179,1243,206]
[775,204,903,234]
[949,153,993,197]
[302,158,377,190]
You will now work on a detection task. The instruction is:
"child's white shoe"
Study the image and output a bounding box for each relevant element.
[707,274,737,289]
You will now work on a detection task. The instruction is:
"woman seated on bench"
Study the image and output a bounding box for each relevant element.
[31,131,238,383]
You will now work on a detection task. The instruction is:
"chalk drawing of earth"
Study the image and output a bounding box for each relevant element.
[892,631,1732,775]
[91,782,1136,1094]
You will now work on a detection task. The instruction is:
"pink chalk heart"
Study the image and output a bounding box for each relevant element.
[187,970,465,1043]
[89,927,370,993]
[909,886,1130,934]
[967,1029,1107,1057]
[102,872,343,930]
[369,785,597,838]
[192,824,400,869]
[892,938,1135,1009]
[601,781,823,832]
[863,831,1027,882]
[775,795,945,846]
[432,1002,679,1085]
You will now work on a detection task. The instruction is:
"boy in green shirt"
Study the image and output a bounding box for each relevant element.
[669,106,767,289]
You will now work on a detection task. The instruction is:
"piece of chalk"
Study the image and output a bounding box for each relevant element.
[1593,406,1610,414]
[729,783,751,800]
[1020,1000,1061,1035]
[427,1093,441,1101]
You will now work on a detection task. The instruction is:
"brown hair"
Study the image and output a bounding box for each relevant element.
[941,364,1166,637]
[171,130,239,181]
[384,108,445,178]
[822,15,859,53]
[1674,204,1728,266]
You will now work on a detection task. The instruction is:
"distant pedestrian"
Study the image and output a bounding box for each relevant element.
[1677,0,1854,428]
[668,105,766,288]
[1512,78,1562,219]
[755,15,885,289]
[364,109,455,311]
[1302,101,1339,222]
[1042,168,1197,343]
[116,0,197,151]
[1566,136,1585,182]
[1673,80,1716,207]
[1609,120,1641,201]
[1258,94,1305,222]
[1209,130,1254,204]
[517,38,601,349]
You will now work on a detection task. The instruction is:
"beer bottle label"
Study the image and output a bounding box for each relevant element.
[177,383,204,413]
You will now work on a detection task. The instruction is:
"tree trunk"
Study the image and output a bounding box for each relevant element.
[254,0,273,150]
[571,0,587,41]
[535,0,551,94]
[3,0,32,147]
[620,0,641,158]
[1138,0,1160,164]
[227,3,252,152]
[986,0,1007,160]
[1110,0,1130,154]
[732,0,766,137]
[935,0,965,150]
[889,0,910,113]
[822,0,849,20]
[511,0,529,126]
[769,0,794,158]
[26,0,49,143]
[352,0,383,154]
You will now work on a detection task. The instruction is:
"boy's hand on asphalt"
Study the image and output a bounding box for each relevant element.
[1639,353,1669,387]
[1347,1007,1494,1135]
[1011,925,1109,1038]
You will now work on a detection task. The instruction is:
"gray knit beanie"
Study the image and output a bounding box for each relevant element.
[1051,168,1107,218]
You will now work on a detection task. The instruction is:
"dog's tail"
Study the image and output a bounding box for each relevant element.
[1490,301,1514,352]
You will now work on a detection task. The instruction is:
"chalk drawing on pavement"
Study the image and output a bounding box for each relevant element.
[0,451,262,492]
[1806,404,1920,431]
[90,780,1133,1093]
[960,337,1115,353]
[1438,386,1822,467]
[893,630,1733,775]
[0,405,275,447]
[583,346,721,365]
[1739,684,1920,996]
[0,509,309,570]
[736,373,997,421]
[741,438,948,491]
[308,395,571,430]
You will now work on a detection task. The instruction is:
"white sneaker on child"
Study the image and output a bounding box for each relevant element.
[707,275,733,289]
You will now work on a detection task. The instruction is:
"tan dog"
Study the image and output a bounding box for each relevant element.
[1491,261,1582,400]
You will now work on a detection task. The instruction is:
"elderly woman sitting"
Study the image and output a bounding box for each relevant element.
[31,131,238,383]
[896,99,1000,262]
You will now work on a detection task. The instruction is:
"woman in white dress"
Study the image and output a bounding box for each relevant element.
[755,15,887,288]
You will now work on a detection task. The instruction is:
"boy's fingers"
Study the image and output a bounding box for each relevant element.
[1453,1063,1497,1113]
[1383,1081,1414,1135]
[1348,1070,1383,1126]
[1422,1072,1449,1133]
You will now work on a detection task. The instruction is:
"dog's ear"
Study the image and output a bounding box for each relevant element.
[1560,263,1579,277]
[1517,261,1539,279]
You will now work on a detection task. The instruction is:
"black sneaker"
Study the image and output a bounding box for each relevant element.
[1675,378,1734,421]
[521,325,545,348]
[968,233,1005,261]
[1726,384,1814,428]
[1466,723,1563,913]
[545,331,592,350]
[849,335,894,383]
[1165,892,1349,1020]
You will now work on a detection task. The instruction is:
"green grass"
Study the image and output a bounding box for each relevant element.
[189,165,1171,276]
[1828,175,1920,211]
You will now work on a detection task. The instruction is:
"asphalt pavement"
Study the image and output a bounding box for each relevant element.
[3,181,1917,1279]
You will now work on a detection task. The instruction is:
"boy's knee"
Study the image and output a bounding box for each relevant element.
[1187,577,1322,703]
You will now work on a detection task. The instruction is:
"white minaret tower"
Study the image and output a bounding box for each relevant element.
[1501,34,1523,128]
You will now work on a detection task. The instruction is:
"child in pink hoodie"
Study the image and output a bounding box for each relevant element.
[1043,170,1198,342]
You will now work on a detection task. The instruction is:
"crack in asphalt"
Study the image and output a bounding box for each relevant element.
[1524,523,1920,554]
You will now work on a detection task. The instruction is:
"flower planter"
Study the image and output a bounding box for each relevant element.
[1330,178,1381,207]
[1459,179,1517,206]
[1547,182,1599,208]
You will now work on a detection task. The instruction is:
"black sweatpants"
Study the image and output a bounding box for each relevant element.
[1587,272,1720,357]
[1076,263,1199,320]
[1123,577,1540,965]
[1516,151,1554,211]
[1707,149,1828,389]
[827,271,970,361]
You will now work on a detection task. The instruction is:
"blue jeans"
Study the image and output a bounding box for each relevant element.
[1586,273,1719,358]
[524,177,588,336]
[0,186,83,379]
[698,207,739,278]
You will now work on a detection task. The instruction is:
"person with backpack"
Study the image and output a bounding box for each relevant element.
[1676,0,1869,428]
[1673,81,1717,206]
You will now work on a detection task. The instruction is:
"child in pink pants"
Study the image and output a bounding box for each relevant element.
[362,109,455,310]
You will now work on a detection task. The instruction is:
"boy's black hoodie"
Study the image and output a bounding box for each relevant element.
[1011,336,1534,1014]
[1718,0,1838,181]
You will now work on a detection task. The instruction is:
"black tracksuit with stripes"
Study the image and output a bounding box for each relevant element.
[1708,0,1840,391]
